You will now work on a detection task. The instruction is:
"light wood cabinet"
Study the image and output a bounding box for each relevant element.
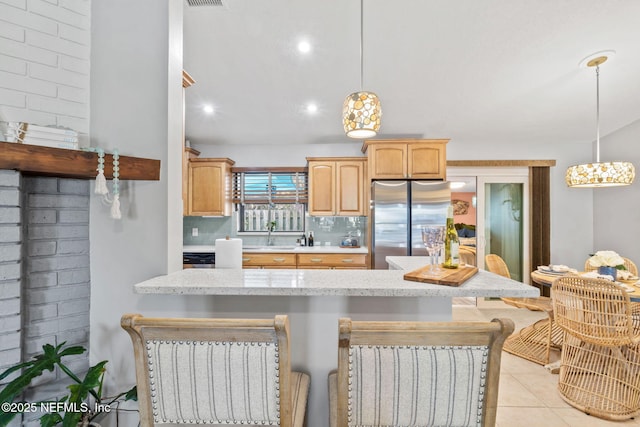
[182,71,196,214]
[242,253,297,269]
[182,146,200,214]
[297,253,368,269]
[307,157,366,216]
[186,158,235,216]
[362,139,448,180]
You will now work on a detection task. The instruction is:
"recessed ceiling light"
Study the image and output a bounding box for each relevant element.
[305,103,318,114]
[297,40,311,54]
[203,105,214,114]
[450,181,466,189]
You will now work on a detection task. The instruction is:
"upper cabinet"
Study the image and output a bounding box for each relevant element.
[186,158,235,216]
[182,71,196,214]
[182,146,200,214]
[362,139,448,180]
[307,157,367,216]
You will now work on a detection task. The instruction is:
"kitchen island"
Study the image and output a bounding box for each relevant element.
[133,257,537,426]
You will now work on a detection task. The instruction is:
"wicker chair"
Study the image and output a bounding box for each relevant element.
[484,254,563,365]
[552,276,640,420]
[459,245,477,266]
[328,317,514,427]
[121,314,310,427]
[584,256,638,275]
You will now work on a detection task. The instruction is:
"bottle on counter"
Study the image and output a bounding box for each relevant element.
[443,204,460,269]
[308,231,314,247]
[300,232,307,246]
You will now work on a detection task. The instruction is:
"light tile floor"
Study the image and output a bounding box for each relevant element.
[453,301,640,427]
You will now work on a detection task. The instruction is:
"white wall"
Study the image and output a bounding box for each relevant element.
[593,118,640,262]
[89,0,187,405]
[196,140,367,166]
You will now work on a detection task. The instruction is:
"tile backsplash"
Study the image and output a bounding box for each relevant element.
[183,213,367,247]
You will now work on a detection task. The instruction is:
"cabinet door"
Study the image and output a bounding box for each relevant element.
[368,144,407,179]
[407,142,446,179]
[336,161,365,216]
[297,253,367,269]
[308,161,336,215]
[188,161,228,216]
[242,253,296,268]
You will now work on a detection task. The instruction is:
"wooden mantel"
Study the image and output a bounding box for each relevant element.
[0,141,160,180]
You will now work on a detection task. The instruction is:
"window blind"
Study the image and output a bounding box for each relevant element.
[232,171,308,204]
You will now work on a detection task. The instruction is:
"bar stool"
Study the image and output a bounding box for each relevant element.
[121,314,310,426]
[328,317,513,426]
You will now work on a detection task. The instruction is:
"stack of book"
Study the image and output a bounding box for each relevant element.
[2,122,79,149]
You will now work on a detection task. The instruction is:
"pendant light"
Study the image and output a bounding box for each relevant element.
[565,53,635,187]
[342,0,381,138]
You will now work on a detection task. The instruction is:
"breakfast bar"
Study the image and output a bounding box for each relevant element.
[133,256,537,426]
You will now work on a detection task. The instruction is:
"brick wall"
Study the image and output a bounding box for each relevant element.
[0,0,91,135]
[0,2,92,423]
[0,170,22,385]
[19,177,91,426]
[23,177,91,375]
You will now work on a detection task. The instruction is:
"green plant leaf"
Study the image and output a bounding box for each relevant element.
[0,411,17,425]
[0,342,86,407]
[39,412,63,427]
[67,361,107,405]
[125,386,138,402]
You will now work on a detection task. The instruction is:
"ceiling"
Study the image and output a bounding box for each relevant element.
[183,0,640,147]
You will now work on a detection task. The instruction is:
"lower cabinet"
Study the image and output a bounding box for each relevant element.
[241,252,368,269]
[297,253,368,269]
[242,253,297,269]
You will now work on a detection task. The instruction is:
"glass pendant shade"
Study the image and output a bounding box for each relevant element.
[343,91,381,138]
[565,161,635,187]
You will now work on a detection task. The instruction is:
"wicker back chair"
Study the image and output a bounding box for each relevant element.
[584,256,638,275]
[552,276,640,420]
[459,245,477,266]
[121,314,310,427]
[328,317,514,427]
[484,254,563,366]
[485,254,511,279]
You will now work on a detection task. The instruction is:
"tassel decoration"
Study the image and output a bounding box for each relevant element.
[86,146,123,220]
[95,149,108,195]
[110,193,121,219]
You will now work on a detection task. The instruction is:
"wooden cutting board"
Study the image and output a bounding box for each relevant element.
[403,264,479,287]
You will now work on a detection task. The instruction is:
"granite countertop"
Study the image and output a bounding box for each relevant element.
[135,256,539,298]
[184,245,368,254]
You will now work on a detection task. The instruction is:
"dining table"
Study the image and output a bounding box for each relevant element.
[530,269,640,302]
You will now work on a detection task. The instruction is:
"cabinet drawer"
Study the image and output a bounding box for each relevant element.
[242,253,297,267]
[297,253,367,268]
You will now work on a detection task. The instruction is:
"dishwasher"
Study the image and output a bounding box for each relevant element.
[183,252,215,268]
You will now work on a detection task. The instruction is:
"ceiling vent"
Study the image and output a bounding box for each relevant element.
[186,0,224,6]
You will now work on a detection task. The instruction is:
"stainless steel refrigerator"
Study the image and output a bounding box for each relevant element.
[371,181,451,269]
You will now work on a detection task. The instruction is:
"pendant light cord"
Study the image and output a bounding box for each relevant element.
[595,65,600,163]
[360,0,364,92]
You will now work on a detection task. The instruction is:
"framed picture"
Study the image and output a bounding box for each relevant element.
[452,199,469,215]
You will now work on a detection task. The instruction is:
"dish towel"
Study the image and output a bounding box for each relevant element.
[215,237,243,269]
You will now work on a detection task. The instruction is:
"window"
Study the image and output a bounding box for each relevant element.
[233,169,307,233]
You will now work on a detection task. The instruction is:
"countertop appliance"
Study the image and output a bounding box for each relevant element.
[371,181,450,269]
[183,252,215,268]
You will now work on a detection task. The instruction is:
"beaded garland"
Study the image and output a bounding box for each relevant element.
[82,147,122,219]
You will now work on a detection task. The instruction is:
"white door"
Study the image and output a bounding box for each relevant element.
[448,167,530,283]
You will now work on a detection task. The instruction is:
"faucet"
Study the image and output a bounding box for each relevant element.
[266,203,276,246]
[266,222,276,246]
